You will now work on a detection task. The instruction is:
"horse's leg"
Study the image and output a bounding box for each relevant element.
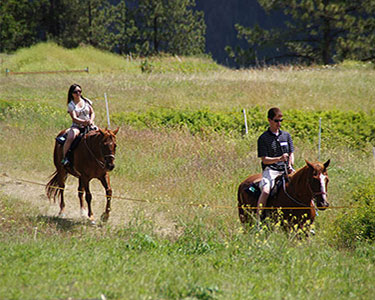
[78,177,86,217]
[99,173,112,222]
[82,178,95,224]
[57,170,67,217]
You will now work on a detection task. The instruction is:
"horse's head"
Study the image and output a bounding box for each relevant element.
[305,159,330,210]
[99,127,119,171]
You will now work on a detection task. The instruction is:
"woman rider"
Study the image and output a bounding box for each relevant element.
[61,84,97,166]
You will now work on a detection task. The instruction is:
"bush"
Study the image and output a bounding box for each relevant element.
[113,107,375,151]
[0,99,68,129]
[329,178,375,248]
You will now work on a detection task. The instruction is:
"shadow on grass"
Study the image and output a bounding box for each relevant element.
[34,215,90,231]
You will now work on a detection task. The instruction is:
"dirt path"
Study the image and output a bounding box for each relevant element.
[0,170,178,236]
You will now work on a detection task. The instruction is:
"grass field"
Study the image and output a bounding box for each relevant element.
[1,43,375,299]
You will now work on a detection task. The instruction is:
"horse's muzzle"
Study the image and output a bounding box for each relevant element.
[316,193,329,210]
[105,155,115,171]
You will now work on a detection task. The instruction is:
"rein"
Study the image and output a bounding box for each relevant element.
[282,176,307,207]
[83,135,114,169]
[282,171,325,207]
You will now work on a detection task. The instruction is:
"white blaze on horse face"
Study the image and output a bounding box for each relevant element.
[319,173,327,201]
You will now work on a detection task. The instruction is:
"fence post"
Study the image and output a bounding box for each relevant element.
[318,117,322,161]
[5,68,9,76]
[85,67,89,73]
[104,93,111,129]
[243,108,248,135]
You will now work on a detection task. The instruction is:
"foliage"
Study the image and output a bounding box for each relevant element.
[0,0,206,57]
[227,0,375,66]
[0,0,45,52]
[130,0,206,56]
[0,99,68,129]
[328,178,375,249]
[112,107,375,150]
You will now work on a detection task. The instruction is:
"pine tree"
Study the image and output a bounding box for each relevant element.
[0,0,44,52]
[130,0,206,55]
[227,0,375,66]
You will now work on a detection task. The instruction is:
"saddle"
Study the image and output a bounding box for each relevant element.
[246,174,285,201]
[55,126,96,175]
[56,131,84,163]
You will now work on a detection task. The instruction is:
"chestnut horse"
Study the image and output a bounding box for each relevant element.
[46,127,119,223]
[238,160,330,231]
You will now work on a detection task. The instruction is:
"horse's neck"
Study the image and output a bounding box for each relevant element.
[85,133,101,155]
[287,166,310,198]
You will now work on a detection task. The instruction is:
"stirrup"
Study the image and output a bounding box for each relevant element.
[61,157,70,166]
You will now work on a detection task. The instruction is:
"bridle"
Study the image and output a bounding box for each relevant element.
[84,135,115,169]
[282,172,327,207]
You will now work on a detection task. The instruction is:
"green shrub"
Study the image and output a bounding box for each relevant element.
[113,107,375,151]
[0,99,68,129]
[329,178,375,248]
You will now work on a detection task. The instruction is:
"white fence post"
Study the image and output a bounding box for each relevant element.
[318,117,322,161]
[104,93,111,129]
[243,108,248,135]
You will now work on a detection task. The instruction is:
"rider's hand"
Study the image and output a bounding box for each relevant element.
[280,153,289,162]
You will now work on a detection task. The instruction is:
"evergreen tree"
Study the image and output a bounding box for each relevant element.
[102,1,140,54]
[0,0,45,52]
[227,0,375,66]
[130,0,206,55]
[0,0,206,57]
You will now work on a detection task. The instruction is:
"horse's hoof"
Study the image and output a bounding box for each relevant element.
[88,216,96,226]
[100,213,109,223]
[80,209,88,218]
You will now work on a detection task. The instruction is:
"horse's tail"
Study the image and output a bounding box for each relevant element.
[46,170,67,202]
[238,182,248,224]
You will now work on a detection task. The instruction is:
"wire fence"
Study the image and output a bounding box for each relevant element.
[0,174,358,211]
[5,67,89,76]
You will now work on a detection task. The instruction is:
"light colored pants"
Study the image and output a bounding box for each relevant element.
[259,167,283,192]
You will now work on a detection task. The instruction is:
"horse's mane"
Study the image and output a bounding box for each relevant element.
[288,161,326,188]
[288,165,310,189]
[86,128,116,139]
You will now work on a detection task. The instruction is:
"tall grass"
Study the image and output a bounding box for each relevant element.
[1,43,375,112]
[1,43,375,299]
[2,194,375,299]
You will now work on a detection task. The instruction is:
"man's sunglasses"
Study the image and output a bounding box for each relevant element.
[273,119,283,123]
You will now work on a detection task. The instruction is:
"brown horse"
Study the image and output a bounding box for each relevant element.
[46,127,119,223]
[238,159,330,232]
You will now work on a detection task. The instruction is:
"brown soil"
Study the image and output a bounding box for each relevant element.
[0,170,179,237]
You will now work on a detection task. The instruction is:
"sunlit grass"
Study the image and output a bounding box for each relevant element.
[1,43,375,299]
[1,43,375,113]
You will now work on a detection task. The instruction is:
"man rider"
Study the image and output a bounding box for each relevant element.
[256,107,295,220]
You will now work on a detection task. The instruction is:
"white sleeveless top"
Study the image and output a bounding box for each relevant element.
[68,98,94,128]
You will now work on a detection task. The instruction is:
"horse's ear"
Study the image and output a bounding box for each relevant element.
[305,159,314,169]
[113,127,119,135]
[323,159,330,170]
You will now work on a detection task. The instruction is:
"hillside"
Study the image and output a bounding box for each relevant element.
[2,42,223,75]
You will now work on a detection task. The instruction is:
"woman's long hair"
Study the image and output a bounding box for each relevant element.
[67,84,89,105]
